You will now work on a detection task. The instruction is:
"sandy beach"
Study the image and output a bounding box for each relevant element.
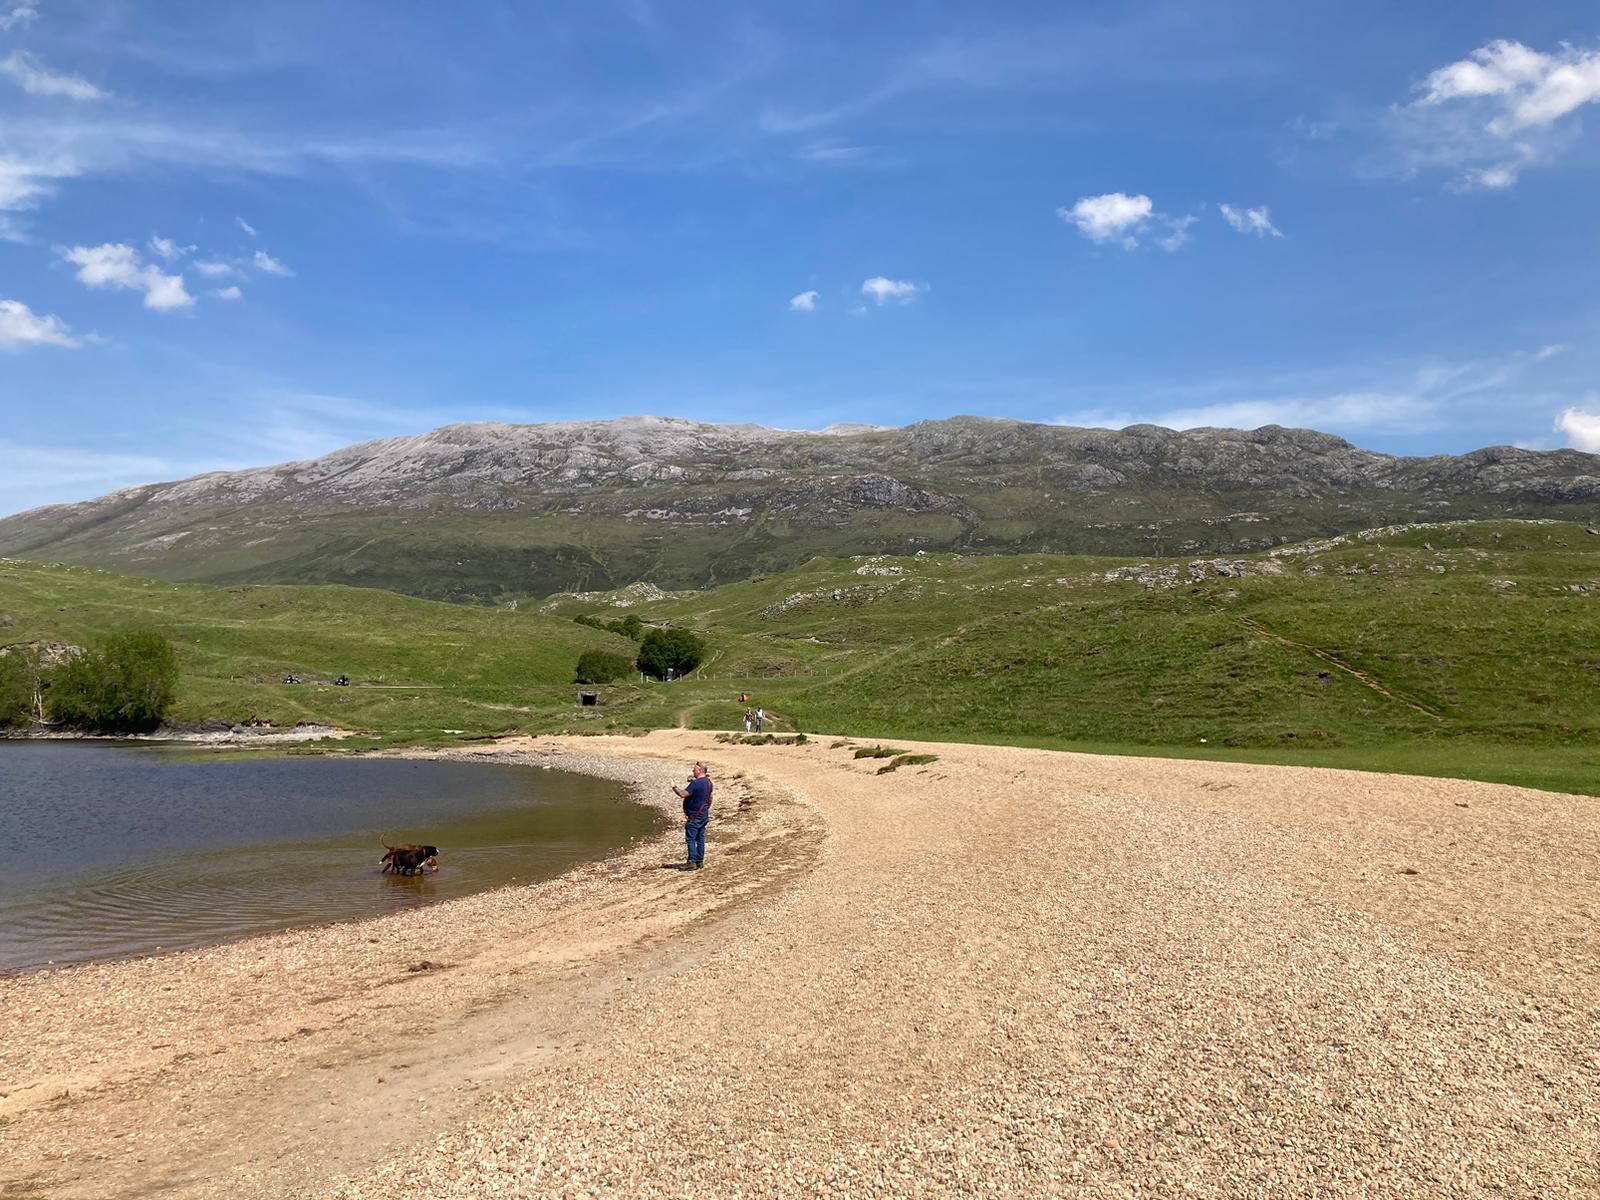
[3,731,1596,1199]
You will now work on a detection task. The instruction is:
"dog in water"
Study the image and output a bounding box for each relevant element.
[379,840,440,876]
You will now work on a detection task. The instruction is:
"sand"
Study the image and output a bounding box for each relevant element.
[2,731,1596,1199]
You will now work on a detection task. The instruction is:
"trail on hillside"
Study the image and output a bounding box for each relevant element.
[1235,614,1446,722]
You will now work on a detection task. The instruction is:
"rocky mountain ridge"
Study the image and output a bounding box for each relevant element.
[2,416,1596,601]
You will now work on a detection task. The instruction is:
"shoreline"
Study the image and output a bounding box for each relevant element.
[4,732,1596,1199]
[0,721,353,745]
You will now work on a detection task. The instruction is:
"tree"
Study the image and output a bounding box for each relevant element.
[574,649,635,685]
[48,631,178,731]
[636,627,706,680]
[0,646,45,727]
[618,613,644,641]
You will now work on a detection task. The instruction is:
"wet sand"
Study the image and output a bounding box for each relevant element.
[3,732,1596,1199]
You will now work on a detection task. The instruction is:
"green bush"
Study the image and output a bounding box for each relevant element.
[636,627,707,680]
[574,648,635,684]
[47,631,178,731]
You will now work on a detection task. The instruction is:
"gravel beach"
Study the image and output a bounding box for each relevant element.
[3,732,1596,1199]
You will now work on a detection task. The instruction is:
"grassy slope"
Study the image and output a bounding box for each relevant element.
[0,561,641,745]
[4,520,1598,793]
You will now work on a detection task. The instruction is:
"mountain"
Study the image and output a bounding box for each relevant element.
[2,416,1596,601]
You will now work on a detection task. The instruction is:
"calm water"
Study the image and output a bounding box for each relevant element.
[0,741,663,973]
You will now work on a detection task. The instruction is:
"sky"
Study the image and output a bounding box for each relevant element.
[1,0,1598,516]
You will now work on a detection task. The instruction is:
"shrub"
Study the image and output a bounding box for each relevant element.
[47,631,178,731]
[574,649,635,685]
[636,628,706,680]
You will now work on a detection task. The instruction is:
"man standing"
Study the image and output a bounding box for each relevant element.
[755,706,765,733]
[673,762,713,870]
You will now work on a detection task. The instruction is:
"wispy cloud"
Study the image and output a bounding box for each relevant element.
[192,259,238,277]
[1219,203,1284,238]
[860,276,924,305]
[0,442,177,489]
[235,216,258,237]
[788,289,818,312]
[0,5,37,32]
[0,51,106,101]
[1395,39,1600,190]
[0,153,78,213]
[147,234,194,261]
[63,242,194,310]
[251,248,292,276]
[211,285,242,301]
[1053,347,1572,441]
[0,297,77,348]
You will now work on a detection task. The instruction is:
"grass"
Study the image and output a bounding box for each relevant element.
[5,517,1599,795]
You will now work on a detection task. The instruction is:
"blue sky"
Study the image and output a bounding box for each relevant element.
[1,0,1598,516]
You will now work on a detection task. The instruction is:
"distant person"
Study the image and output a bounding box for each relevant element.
[743,707,754,733]
[673,762,713,870]
[755,706,765,732]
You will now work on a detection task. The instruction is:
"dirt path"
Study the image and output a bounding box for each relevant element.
[4,733,1597,1198]
[1236,614,1445,721]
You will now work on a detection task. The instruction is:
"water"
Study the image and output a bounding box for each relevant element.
[0,740,663,973]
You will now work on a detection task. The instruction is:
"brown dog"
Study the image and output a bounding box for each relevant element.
[379,841,440,876]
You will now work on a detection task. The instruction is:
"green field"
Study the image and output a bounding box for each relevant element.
[4,519,1598,795]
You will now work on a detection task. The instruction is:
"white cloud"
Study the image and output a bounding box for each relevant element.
[1405,40,1600,189]
[788,289,818,312]
[1059,193,1194,252]
[1059,192,1152,246]
[192,259,238,277]
[1535,343,1566,359]
[63,242,194,310]
[1556,406,1600,452]
[1219,203,1284,238]
[860,276,924,305]
[0,51,106,101]
[0,298,77,348]
[0,4,36,30]
[147,234,194,261]
[252,248,292,276]
[1420,40,1600,133]
[236,216,258,237]
[211,285,242,301]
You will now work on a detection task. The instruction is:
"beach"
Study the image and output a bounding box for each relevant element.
[3,731,1596,1199]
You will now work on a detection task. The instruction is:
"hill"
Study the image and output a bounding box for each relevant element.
[1,416,1597,602]
[4,519,1598,794]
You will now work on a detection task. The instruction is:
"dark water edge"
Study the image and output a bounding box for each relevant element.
[0,740,665,974]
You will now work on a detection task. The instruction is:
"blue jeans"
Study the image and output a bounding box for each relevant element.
[685,817,708,865]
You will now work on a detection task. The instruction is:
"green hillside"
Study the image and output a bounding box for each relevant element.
[0,561,638,744]
[5,519,1599,794]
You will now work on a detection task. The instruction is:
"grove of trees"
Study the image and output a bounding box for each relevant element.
[0,631,179,731]
[635,627,706,680]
